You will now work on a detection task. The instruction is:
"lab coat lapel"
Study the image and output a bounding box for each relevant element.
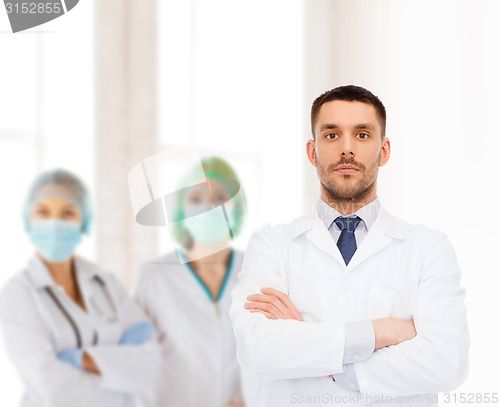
[346,206,412,271]
[289,207,346,266]
[306,221,346,267]
[26,255,56,288]
[345,209,392,271]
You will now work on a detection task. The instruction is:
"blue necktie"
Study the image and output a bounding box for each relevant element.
[334,216,362,265]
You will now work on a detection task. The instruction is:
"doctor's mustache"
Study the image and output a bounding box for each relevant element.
[325,158,366,172]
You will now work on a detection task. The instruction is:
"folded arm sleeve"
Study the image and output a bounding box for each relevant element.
[229,226,346,380]
[84,273,162,393]
[333,320,375,389]
[343,320,375,364]
[0,279,116,407]
[333,364,359,391]
[351,232,470,398]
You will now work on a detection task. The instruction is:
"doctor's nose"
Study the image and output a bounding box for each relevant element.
[339,138,355,157]
[340,144,355,157]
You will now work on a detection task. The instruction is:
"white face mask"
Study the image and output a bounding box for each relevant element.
[182,203,236,245]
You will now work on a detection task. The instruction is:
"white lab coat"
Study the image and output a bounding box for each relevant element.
[230,203,470,407]
[0,255,161,407]
[134,249,249,407]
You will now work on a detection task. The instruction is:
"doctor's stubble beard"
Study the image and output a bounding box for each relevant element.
[316,154,381,206]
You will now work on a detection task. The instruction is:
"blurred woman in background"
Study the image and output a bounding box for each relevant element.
[134,157,249,407]
[0,169,161,407]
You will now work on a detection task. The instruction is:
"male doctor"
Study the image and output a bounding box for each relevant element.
[230,85,469,406]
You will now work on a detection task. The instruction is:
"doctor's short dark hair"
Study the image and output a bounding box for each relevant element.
[310,85,386,139]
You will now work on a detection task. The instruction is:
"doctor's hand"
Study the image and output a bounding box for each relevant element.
[119,321,155,345]
[57,348,84,370]
[57,349,100,374]
[372,317,417,349]
[245,287,303,321]
[82,352,101,374]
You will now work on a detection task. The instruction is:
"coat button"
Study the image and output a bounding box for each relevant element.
[349,381,356,388]
[353,353,360,360]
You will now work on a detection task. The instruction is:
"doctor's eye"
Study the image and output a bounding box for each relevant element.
[34,208,49,217]
[357,133,369,139]
[325,133,338,140]
[214,192,230,205]
[186,194,203,205]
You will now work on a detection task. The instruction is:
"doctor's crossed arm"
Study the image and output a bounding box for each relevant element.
[245,288,416,348]
[230,226,352,380]
[56,347,100,373]
[231,226,468,398]
[245,287,417,388]
[54,299,155,375]
[56,273,159,379]
[80,271,162,394]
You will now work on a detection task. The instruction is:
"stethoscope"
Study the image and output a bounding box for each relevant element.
[45,275,118,348]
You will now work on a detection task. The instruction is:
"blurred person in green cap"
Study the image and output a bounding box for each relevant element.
[134,156,252,407]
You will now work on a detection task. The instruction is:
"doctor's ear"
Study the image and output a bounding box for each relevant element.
[306,139,317,167]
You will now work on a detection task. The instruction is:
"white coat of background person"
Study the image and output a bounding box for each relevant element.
[230,85,469,407]
[0,169,161,407]
[134,156,251,407]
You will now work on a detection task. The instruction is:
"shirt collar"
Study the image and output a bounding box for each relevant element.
[316,196,381,231]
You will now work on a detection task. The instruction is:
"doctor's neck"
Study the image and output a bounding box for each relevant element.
[320,185,377,216]
[37,253,74,285]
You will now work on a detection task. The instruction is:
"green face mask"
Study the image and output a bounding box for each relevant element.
[182,203,236,245]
